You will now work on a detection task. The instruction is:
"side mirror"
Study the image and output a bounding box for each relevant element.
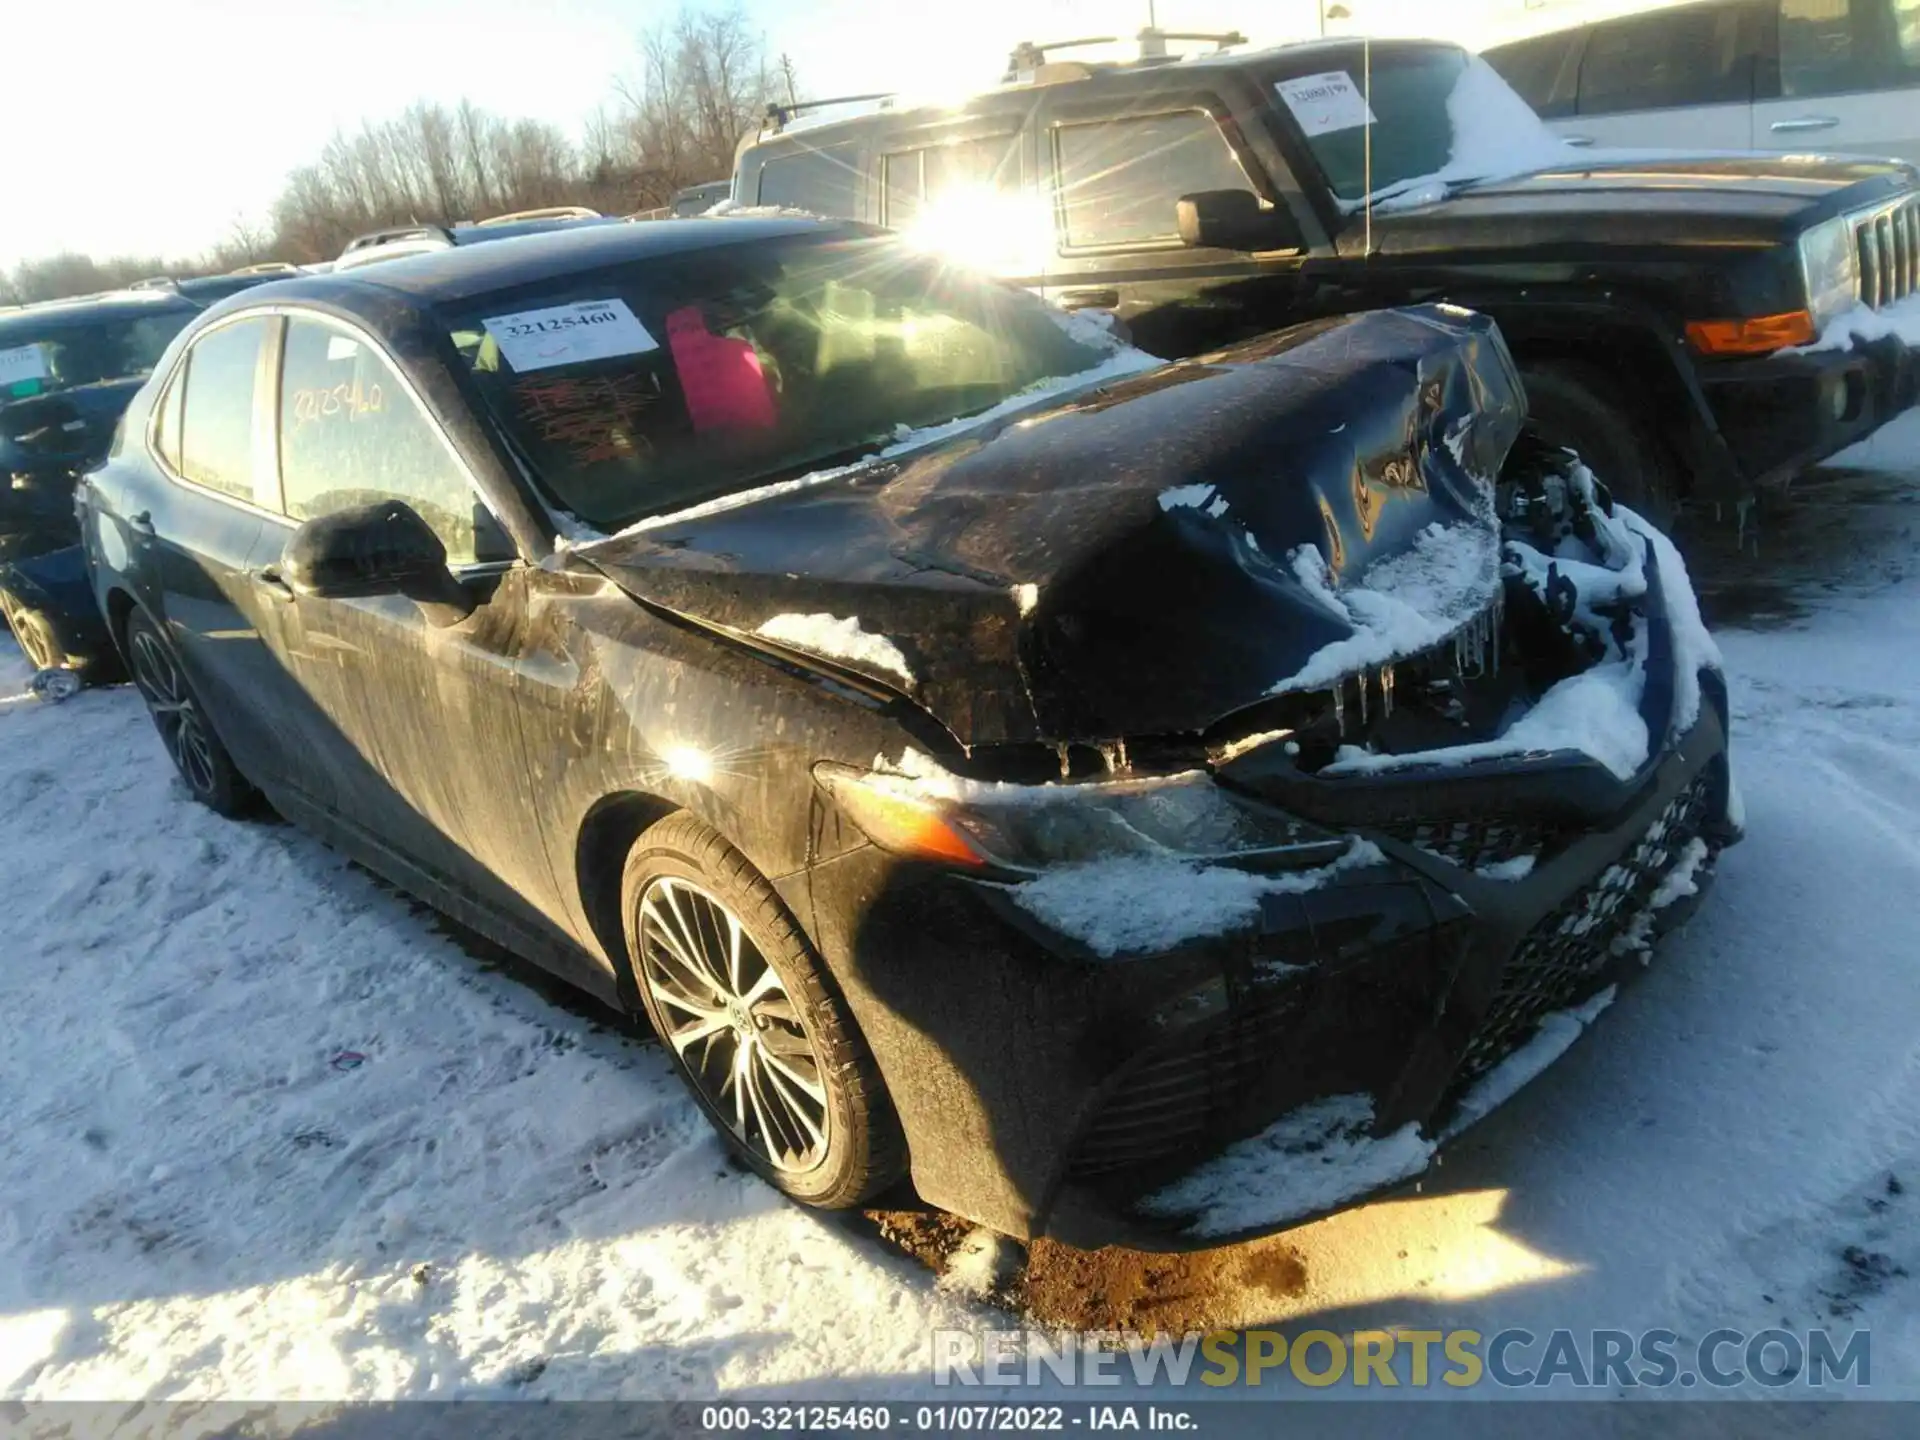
[280,499,475,626]
[1175,190,1304,253]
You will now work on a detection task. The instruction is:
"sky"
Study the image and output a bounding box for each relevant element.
[2,0,1638,271]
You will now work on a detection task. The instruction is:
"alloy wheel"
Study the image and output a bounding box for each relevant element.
[636,876,832,1173]
[11,609,57,672]
[128,627,218,797]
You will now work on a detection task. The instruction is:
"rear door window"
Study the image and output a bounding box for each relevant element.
[153,366,185,472]
[1052,110,1251,250]
[1779,0,1920,95]
[277,316,508,565]
[177,317,272,503]
[755,143,862,217]
[1579,2,1753,112]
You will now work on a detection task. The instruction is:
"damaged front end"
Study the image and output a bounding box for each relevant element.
[815,442,1739,1249]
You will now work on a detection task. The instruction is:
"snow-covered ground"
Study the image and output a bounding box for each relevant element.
[4,413,1920,1409]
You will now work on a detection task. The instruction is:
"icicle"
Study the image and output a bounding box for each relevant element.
[1381,664,1395,718]
[1055,742,1071,779]
[1331,680,1346,734]
[1357,669,1369,726]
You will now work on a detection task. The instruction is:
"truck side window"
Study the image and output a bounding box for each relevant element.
[882,134,1023,229]
[1053,110,1251,250]
[1579,3,1751,113]
[1483,29,1584,118]
[1780,0,1920,96]
[756,144,862,218]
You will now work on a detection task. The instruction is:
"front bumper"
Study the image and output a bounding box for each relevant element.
[804,677,1735,1252]
[1698,330,1917,489]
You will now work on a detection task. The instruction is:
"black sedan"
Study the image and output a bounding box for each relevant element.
[79,218,1739,1247]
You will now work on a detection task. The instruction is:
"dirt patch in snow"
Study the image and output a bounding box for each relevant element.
[1687,455,1920,629]
[865,1209,1312,1336]
[1014,1238,1309,1335]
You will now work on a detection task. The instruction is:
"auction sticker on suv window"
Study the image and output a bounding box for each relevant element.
[1275,71,1377,137]
[481,299,658,374]
[0,343,50,388]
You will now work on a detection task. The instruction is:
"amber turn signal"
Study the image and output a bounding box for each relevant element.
[1684,310,1818,356]
[813,769,989,868]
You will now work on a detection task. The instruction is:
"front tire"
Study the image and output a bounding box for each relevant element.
[0,585,62,672]
[621,812,906,1209]
[1519,361,1683,532]
[123,608,257,817]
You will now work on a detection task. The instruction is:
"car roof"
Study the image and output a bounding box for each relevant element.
[242,216,857,310]
[743,36,1460,152]
[0,289,198,338]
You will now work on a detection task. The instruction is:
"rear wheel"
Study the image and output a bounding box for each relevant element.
[621,812,905,1209]
[123,609,257,817]
[1519,361,1683,532]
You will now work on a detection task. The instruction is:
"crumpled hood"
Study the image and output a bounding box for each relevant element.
[0,378,144,468]
[579,304,1524,748]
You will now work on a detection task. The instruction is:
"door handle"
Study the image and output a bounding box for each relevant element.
[1771,116,1839,133]
[1057,289,1120,311]
[251,565,296,601]
[1563,135,1596,148]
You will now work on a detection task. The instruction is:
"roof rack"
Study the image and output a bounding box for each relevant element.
[340,224,456,256]
[474,205,603,227]
[1002,26,1247,79]
[762,91,895,135]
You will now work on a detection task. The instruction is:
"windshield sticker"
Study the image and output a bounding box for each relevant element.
[0,343,51,389]
[1275,71,1377,138]
[325,335,361,362]
[482,299,658,374]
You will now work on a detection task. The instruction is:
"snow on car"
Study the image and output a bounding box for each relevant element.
[9,416,1920,1397]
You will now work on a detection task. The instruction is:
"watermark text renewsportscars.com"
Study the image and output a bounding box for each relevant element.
[932,1327,1871,1390]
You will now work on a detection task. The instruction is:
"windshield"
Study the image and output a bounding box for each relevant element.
[0,308,195,399]
[1277,47,1567,205]
[444,233,1123,532]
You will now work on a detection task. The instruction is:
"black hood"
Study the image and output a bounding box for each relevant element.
[1356,154,1918,256]
[579,304,1523,748]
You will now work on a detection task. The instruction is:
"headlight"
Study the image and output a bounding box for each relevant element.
[814,762,1347,874]
[1799,216,1859,329]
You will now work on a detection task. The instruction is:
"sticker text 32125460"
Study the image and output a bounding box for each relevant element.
[481,299,659,374]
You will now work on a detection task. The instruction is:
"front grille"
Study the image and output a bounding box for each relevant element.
[1453,772,1716,1086]
[1069,925,1454,1182]
[1856,195,1920,310]
[1069,987,1309,1179]
[1377,816,1563,872]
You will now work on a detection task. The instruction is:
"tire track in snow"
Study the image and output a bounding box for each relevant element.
[0,646,984,1400]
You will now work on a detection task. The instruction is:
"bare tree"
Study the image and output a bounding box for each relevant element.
[4,2,784,301]
[605,4,783,209]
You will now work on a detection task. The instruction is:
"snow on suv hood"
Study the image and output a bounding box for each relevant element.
[579,304,1525,748]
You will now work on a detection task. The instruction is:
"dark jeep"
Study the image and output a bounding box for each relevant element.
[734,34,1920,519]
